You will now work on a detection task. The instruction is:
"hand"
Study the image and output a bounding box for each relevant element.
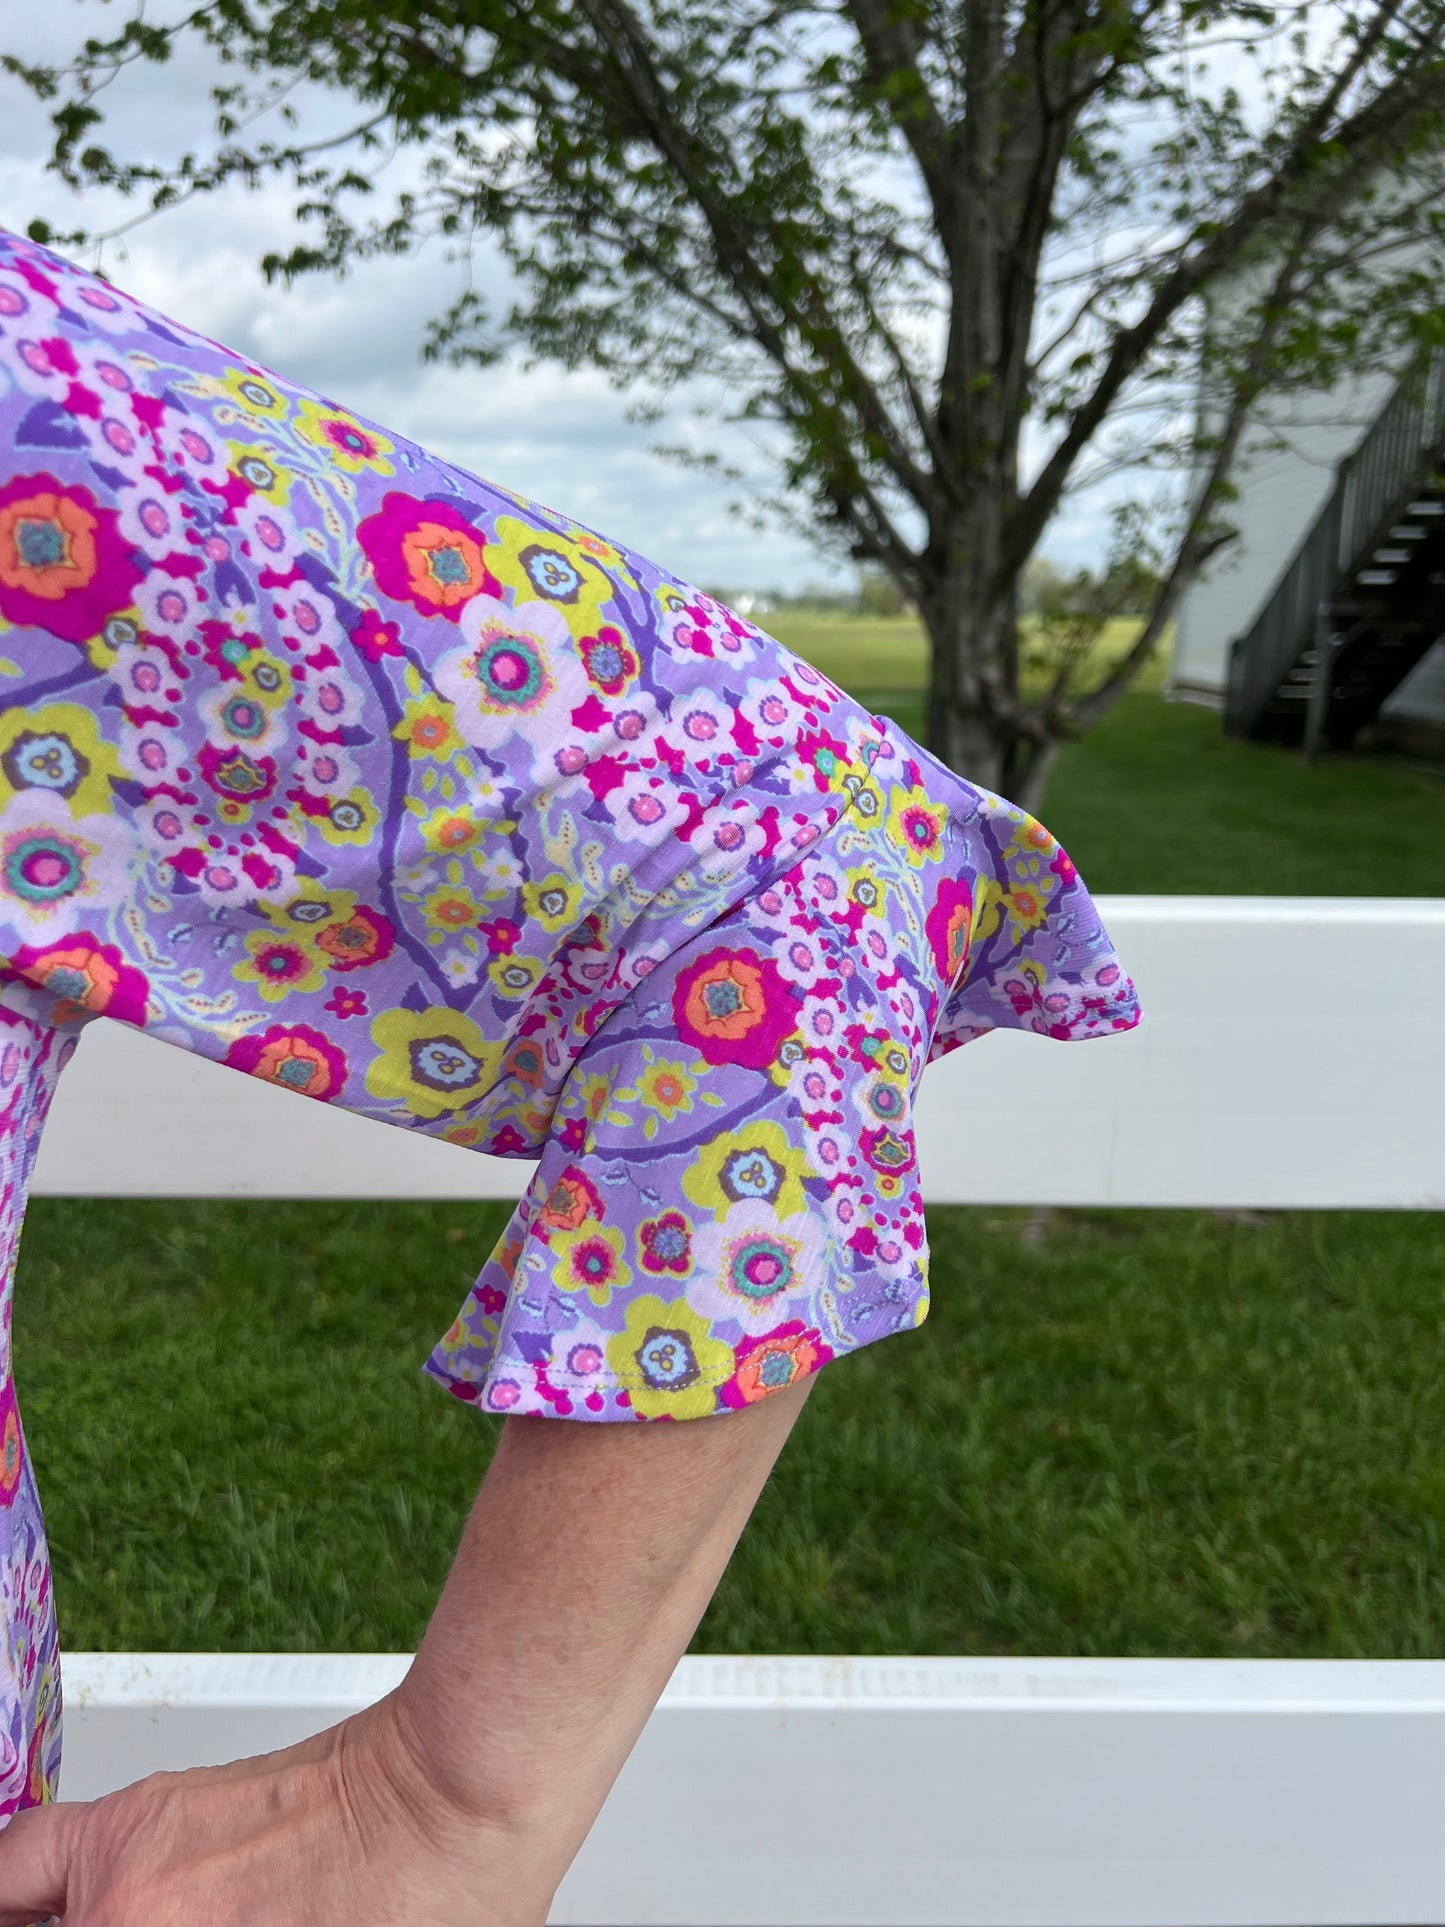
[0,1687,548,1927]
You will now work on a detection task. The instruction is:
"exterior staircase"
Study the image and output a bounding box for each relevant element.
[1223,343,1445,748]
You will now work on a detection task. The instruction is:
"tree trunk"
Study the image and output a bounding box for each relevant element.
[917,574,1062,814]
[1004,739,1057,816]
[918,551,1016,798]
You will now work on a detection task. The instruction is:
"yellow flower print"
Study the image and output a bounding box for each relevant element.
[839,766,887,825]
[392,694,464,762]
[637,1052,698,1119]
[488,951,542,999]
[843,863,886,921]
[856,1028,912,1082]
[683,1120,812,1222]
[559,522,639,587]
[233,928,329,1003]
[313,786,380,847]
[521,871,581,933]
[262,878,343,932]
[218,367,291,422]
[417,802,516,860]
[235,647,291,714]
[486,516,616,628]
[225,441,295,508]
[293,396,395,477]
[886,787,949,867]
[547,1220,632,1307]
[71,606,143,674]
[421,882,486,936]
[613,1047,706,1142]
[1010,815,1057,862]
[569,1069,616,1152]
[654,581,691,623]
[968,875,1006,948]
[0,701,122,818]
[607,1294,735,1421]
[1017,953,1047,998]
[1003,877,1052,939]
[366,1006,504,1120]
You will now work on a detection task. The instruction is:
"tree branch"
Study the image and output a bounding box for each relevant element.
[1004,0,1430,582]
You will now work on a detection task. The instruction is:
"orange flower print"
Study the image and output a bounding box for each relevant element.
[358,491,500,620]
[316,905,396,972]
[0,473,141,644]
[719,1321,833,1409]
[539,1166,605,1233]
[223,1024,348,1101]
[673,948,799,1069]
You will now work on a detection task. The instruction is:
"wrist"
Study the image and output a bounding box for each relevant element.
[327,1689,563,1927]
[363,1671,584,1849]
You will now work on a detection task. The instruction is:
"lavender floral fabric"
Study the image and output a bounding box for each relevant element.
[0,223,1138,1823]
[0,1012,70,1827]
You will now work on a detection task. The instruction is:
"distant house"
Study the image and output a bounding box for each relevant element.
[1168,328,1445,756]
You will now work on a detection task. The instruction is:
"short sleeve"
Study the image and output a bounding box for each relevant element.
[926,790,1141,1063]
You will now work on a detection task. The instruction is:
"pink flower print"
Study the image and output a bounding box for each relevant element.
[349,608,402,662]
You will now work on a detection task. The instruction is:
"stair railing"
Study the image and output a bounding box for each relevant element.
[1223,342,1445,736]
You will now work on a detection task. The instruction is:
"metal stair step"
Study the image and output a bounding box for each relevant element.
[1227,345,1445,743]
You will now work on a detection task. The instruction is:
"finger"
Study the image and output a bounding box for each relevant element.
[0,1802,81,1924]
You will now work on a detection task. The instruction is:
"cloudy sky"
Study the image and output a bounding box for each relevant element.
[0,3,1213,592]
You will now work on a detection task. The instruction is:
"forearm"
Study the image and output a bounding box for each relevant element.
[378,1374,817,1909]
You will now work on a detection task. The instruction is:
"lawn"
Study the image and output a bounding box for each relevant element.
[13,613,1445,1661]
[18,1200,1445,1659]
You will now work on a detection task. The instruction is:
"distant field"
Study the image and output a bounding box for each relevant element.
[763,608,1158,699]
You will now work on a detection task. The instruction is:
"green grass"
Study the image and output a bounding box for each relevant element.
[16,1199,1445,1658]
[13,612,1445,1661]
[1041,693,1445,895]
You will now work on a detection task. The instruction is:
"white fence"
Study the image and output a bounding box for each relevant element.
[32,896,1445,1207]
[30,897,1445,1925]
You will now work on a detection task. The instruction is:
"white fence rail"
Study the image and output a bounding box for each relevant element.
[58,1653,1445,1926]
[31,896,1445,1206]
[30,898,1445,1924]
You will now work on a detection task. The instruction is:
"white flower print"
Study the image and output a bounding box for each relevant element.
[436,596,588,752]
[688,1202,826,1335]
[0,789,138,947]
[601,768,694,846]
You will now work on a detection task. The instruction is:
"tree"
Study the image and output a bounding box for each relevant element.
[9,2,1445,805]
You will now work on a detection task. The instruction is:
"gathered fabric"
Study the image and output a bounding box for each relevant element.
[0,224,1139,1819]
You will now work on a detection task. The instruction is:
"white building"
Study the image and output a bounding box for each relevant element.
[1168,293,1445,753]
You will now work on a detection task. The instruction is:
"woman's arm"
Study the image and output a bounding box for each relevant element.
[0,1372,817,1927]
[381,1367,819,1899]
